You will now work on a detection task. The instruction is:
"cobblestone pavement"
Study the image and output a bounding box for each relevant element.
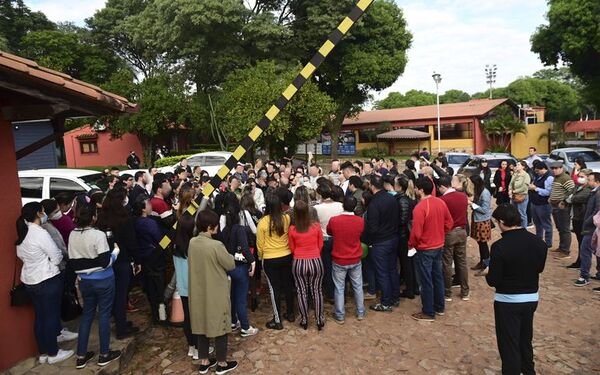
[124,228,600,375]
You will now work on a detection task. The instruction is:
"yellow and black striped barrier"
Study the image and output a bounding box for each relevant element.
[159,0,374,249]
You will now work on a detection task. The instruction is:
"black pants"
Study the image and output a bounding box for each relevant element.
[494,301,538,375]
[142,249,167,322]
[198,334,227,362]
[478,241,490,263]
[572,219,583,266]
[398,237,417,296]
[181,296,197,347]
[263,254,295,324]
[321,239,334,299]
[112,261,131,334]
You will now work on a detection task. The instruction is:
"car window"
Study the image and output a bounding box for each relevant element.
[204,156,226,166]
[486,159,501,168]
[448,155,469,165]
[187,156,204,165]
[566,151,600,163]
[79,173,105,189]
[19,177,43,198]
[466,158,478,167]
[50,178,86,198]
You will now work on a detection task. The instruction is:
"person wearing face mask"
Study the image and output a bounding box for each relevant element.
[16,202,75,365]
[566,169,592,269]
[528,161,554,249]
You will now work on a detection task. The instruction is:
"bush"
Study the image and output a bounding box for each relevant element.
[154,155,192,168]
[360,147,387,159]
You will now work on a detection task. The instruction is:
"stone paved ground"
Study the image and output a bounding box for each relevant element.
[124,227,600,375]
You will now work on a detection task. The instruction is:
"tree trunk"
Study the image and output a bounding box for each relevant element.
[264,138,272,160]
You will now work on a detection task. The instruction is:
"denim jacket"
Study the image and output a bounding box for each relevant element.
[472,188,492,222]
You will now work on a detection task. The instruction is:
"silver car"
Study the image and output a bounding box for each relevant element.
[546,148,600,173]
[446,152,470,176]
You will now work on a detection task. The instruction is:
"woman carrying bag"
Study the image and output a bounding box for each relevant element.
[509,161,532,229]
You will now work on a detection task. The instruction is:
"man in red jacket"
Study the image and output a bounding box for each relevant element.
[327,196,365,323]
[409,177,453,321]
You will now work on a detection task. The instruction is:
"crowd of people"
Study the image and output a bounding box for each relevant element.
[13,146,600,374]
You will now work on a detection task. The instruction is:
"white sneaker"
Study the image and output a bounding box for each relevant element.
[209,346,215,355]
[57,328,78,343]
[47,349,74,364]
[240,326,259,337]
[192,348,199,360]
[461,294,470,301]
[231,321,240,331]
[188,345,195,357]
[39,355,48,364]
[444,296,452,302]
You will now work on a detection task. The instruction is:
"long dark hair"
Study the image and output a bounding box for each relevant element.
[265,193,285,236]
[293,200,311,233]
[240,190,260,215]
[222,192,241,237]
[293,185,310,204]
[15,202,43,245]
[96,188,130,231]
[470,175,485,204]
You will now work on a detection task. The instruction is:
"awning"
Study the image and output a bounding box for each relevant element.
[565,120,600,132]
[75,133,98,140]
[376,128,431,140]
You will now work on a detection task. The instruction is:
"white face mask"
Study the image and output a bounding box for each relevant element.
[40,212,48,225]
[578,177,587,185]
[49,210,62,221]
[123,196,129,207]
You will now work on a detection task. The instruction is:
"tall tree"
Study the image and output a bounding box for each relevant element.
[480,104,526,152]
[216,60,334,158]
[0,0,55,52]
[288,0,412,158]
[375,90,435,109]
[440,89,470,104]
[531,0,600,110]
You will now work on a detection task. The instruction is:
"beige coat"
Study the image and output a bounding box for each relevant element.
[188,232,235,337]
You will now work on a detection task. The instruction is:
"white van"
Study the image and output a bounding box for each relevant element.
[18,169,105,205]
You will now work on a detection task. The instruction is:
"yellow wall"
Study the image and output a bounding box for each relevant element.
[511,122,551,158]
[353,129,473,156]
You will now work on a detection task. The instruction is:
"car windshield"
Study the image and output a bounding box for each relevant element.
[448,155,469,165]
[566,151,600,163]
[80,173,105,189]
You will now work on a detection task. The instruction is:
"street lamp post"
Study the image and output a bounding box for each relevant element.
[432,72,442,153]
[485,64,497,99]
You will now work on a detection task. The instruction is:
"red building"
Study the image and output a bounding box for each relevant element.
[64,124,144,168]
[0,50,135,370]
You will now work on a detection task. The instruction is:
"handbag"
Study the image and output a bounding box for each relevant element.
[10,258,31,306]
[61,290,82,321]
[512,193,527,204]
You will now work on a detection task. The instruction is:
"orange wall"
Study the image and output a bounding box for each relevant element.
[0,116,36,370]
[64,125,144,168]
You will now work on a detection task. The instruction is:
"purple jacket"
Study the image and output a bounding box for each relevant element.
[51,214,76,246]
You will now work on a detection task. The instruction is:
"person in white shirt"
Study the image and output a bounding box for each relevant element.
[16,202,75,365]
[525,147,542,168]
[313,183,344,300]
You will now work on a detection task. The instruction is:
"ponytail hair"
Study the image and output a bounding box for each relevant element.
[15,202,43,245]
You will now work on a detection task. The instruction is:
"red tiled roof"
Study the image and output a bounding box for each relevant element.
[343,98,509,126]
[0,50,137,113]
[565,120,600,132]
[377,128,431,140]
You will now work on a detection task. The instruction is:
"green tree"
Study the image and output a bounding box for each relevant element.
[480,104,526,152]
[289,0,412,158]
[471,87,508,100]
[375,90,435,109]
[440,89,470,104]
[0,0,55,52]
[216,61,334,158]
[531,0,600,110]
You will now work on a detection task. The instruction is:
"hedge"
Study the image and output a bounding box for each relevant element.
[359,147,387,159]
[154,155,193,168]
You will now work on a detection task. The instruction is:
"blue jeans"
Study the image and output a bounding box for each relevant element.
[371,236,400,306]
[415,249,445,317]
[78,275,115,356]
[332,261,365,320]
[580,234,593,280]
[513,196,529,229]
[229,264,250,330]
[531,203,553,247]
[25,274,63,356]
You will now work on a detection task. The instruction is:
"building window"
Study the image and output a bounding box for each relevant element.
[433,123,472,140]
[80,141,98,154]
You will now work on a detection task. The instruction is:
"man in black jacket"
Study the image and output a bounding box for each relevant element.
[486,204,547,375]
[364,175,400,312]
[126,151,140,169]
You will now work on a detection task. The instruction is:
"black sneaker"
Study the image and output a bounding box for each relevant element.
[199,358,218,374]
[76,351,95,369]
[369,303,393,312]
[265,319,283,330]
[98,350,121,367]
[116,326,140,340]
[593,287,600,293]
[216,360,238,375]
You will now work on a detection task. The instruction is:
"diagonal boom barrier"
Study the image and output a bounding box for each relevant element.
[159,0,374,249]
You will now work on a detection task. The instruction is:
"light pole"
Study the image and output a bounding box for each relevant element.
[485,64,497,99]
[432,72,442,153]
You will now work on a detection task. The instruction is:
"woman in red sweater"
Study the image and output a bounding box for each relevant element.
[288,200,324,330]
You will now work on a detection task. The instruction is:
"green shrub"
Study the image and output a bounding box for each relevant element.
[359,147,387,159]
[154,155,192,168]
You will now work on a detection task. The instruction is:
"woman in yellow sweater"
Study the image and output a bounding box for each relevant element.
[257,193,295,330]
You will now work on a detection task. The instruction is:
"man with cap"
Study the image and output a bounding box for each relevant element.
[233,162,248,183]
[528,160,554,248]
[548,161,575,258]
[126,151,140,169]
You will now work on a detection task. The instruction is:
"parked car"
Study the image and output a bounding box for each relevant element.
[546,147,600,173]
[538,154,549,161]
[445,152,471,175]
[159,151,233,176]
[18,169,105,205]
[457,154,518,185]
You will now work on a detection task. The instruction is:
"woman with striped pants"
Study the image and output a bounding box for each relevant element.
[288,200,325,330]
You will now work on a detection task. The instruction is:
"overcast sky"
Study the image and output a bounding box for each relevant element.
[25,0,549,101]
